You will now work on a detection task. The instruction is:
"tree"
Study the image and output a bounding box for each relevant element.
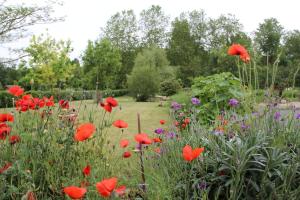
[82,38,122,90]
[255,18,283,64]
[139,5,169,47]
[21,33,75,89]
[0,0,63,62]
[102,10,139,87]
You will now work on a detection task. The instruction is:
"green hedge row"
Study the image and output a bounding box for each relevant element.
[0,89,128,108]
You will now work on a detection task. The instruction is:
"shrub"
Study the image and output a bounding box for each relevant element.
[282,87,300,100]
[128,66,159,101]
[159,79,181,96]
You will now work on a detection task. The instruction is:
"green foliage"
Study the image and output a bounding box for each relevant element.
[192,72,246,121]
[159,79,181,96]
[82,38,122,90]
[128,66,159,101]
[282,88,300,100]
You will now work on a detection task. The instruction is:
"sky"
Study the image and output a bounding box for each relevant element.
[2,0,300,60]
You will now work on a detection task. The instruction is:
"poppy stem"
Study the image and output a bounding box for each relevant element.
[137,113,147,194]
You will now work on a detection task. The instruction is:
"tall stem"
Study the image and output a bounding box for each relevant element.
[137,113,146,194]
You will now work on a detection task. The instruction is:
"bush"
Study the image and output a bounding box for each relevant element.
[192,72,249,122]
[128,66,159,101]
[282,88,300,100]
[0,89,128,108]
[159,79,181,96]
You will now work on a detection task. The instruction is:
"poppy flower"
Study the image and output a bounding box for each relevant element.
[159,120,166,125]
[0,162,12,174]
[0,113,14,123]
[183,145,204,162]
[82,165,91,176]
[135,133,152,144]
[228,44,250,62]
[59,100,70,109]
[106,97,118,107]
[0,123,11,140]
[184,118,190,124]
[43,96,54,107]
[153,137,162,143]
[115,185,126,196]
[9,135,21,145]
[74,123,96,142]
[123,151,131,158]
[63,186,87,199]
[15,95,35,112]
[7,85,24,97]
[113,120,128,129]
[120,139,129,148]
[96,177,117,197]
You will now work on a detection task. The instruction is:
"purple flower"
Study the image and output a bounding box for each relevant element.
[166,132,176,139]
[171,101,182,110]
[191,97,201,105]
[154,128,164,134]
[197,181,207,190]
[241,123,250,130]
[296,113,300,119]
[274,111,281,120]
[229,98,239,107]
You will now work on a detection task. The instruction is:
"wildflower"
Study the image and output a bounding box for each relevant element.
[171,102,181,110]
[9,135,21,145]
[0,162,12,174]
[159,120,166,125]
[228,98,239,107]
[183,145,205,162]
[135,133,152,144]
[82,165,91,176]
[113,120,128,129]
[43,96,54,107]
[295,113,300,119]
[0,113,14,123]
[0,123,11,140]
[153,137,162,143]
[184,118,190,124]
[241,123,250,130]
[228,44,250,62]
[123,151,131,158]
[120,139,129,148]
[7,85,24,97]
[154,147,161,154]
[96,177,117,197]
[274,112,281,120]
[100,97,118,113]
[115,185,126,196]
[154,128,164,134]
[59,100,69,109]
[74,123,96,142]
[166,132,176,139]
[191,97,201,105]
[63,186,87,199]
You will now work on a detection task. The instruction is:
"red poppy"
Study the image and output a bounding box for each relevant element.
[74,123,96,142]
[159,120,166,125]
[153,137,162,143]
[120,139,129,148]
[101,104,112,113]
[0,162,12,174]
[181,123,186,129]
[115,185,126,196]
[106,97,118,107]
[82,165,91,176]
[154,147,161,154]
[63,186,87,199]
[182,145,204,162]
[113,120,128,129]
[26,191,37,200]
[7,85,24,97]
[123,151,131,158]
[9,135,21,145]
[43,96,54,107]
[0,113,14,123]
[15,95,35,112]
[174,121,179,127]
[0,123,11,140]
[59,100,70,109]
[33,98,45,108]
[228,44,250,62]
[184,118,190,124]
[134,133,152,144]
[96,177,117,197]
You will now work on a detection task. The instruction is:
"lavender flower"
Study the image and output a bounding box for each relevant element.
[296,113,300,119]
[228,98,239,107]
[166,132,176,139]
[154,128,164,134]
[171,101,182,110]
[274,111,281,120]
[191,97,201,105]
[241,123,250,130]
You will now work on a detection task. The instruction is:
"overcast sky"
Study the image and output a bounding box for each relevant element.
[2,0,300,59]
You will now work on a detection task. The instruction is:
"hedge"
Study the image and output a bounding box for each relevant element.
[0,89,128,108]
